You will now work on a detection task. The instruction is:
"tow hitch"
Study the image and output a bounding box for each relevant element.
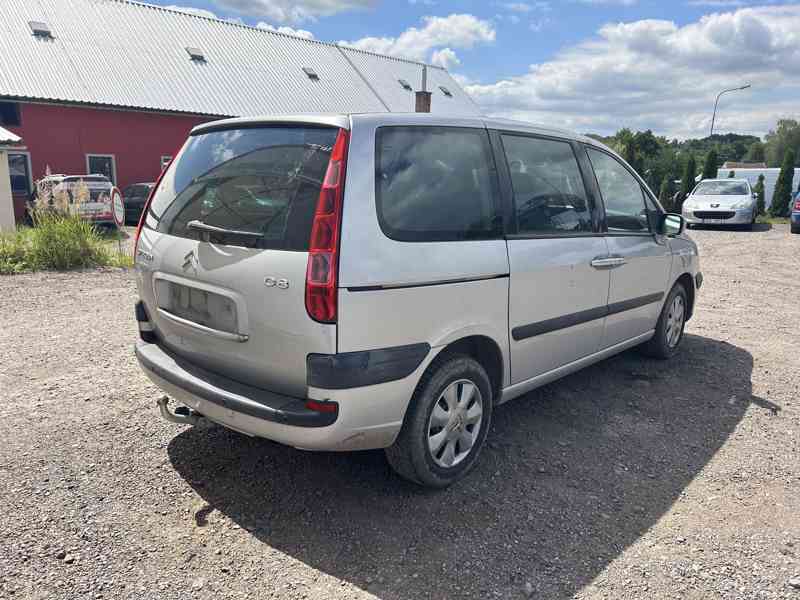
[156,396,204,426]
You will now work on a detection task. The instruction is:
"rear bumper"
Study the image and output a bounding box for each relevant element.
[135,339,429,451]
[135,340,337,428]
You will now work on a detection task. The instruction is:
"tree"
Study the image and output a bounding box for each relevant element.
[728,170,735,178]
[769,148,796,217]
[679,155,697,210]
[754,174,766,216]
[744,141,766,163]
[658,175,675,211]
[702,149,718,180]
[764,119,800,167]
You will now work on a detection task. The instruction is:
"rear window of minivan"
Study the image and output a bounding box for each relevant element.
[376,127,501,242]
[144,126,338,251]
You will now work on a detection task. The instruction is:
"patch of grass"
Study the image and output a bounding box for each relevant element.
[0,210,133,274]
[756,215,790,225]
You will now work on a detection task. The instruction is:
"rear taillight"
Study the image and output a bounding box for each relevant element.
[794,199,800,211]
[133,158,172,258]
[305,129,349,323]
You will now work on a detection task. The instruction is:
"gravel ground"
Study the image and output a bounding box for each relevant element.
[1,224,798,600]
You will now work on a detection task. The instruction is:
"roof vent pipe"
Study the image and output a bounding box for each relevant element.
[415,65,432,113]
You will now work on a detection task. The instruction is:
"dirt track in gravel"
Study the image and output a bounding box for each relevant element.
[1,223,798,600]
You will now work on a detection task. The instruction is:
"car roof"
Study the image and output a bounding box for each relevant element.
[699,178,750,183]
[191,113,602,147]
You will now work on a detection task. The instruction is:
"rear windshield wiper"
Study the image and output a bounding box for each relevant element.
[187,220,263,239]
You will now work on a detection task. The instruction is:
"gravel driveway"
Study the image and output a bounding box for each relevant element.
[1,224,798,600]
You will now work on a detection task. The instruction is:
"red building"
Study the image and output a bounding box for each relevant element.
[2,102,209,221]
[1,0,478,224]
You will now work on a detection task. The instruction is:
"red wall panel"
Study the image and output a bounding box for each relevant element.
[6,102,214,219]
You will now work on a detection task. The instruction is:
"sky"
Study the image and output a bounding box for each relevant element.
[152,0,800,139]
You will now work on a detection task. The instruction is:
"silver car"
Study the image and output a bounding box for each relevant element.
[682,178,758,229]
[133,114,701,487]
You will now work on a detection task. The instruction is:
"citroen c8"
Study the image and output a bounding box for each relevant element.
[134,113,701,487]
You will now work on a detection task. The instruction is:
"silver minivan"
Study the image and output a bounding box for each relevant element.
[134,113,701,487]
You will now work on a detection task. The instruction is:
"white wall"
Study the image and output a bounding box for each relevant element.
[0,150,15,232]
[718,168,800,206]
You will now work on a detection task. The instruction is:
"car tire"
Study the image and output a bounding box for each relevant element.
[791,223,799,234]
[640,282,688,360]
[385,354,492,488]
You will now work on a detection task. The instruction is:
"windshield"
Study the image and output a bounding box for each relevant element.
[693,181,749,196]
[145,126,338,250]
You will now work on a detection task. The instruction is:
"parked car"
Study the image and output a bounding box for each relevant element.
[682,178,758,229]
[122,182,155,224]
[133,114,701,487]
[33,174,117,227]
[792,192,800,234]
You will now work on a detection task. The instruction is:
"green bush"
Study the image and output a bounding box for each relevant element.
[0,209,131,274]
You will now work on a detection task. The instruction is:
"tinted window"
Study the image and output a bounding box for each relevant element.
[587,148,649,233]
[146,126,338,251]
[693,180,749,195]
[8,154,30,194]
[376,127,500,242]
[502,135,591,234]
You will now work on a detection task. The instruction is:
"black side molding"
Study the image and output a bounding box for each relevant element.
[307,343,431,389]
[135,341,337,427]
[512,292,665,342]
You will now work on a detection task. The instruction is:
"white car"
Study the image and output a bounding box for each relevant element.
[682,178,758,230]
[34,174,117,226]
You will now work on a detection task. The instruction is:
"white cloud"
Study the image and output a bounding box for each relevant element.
[339,13,495,66]
[430,47,461,69]
[214,0,373,23]
[466,5,800,138]
[163,5,219,18]
[256,22,315,38]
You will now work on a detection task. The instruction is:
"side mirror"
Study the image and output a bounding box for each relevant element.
[659,213,684,236]
[753,193,758,201]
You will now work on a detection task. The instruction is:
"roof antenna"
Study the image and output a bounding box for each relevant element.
[415,65,432,113]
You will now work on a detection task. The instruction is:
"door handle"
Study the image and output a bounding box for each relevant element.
[591,256,626,269]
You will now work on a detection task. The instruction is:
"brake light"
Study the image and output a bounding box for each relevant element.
[306,129,349,323]
[133,157,172,258]
[794,199,800,211]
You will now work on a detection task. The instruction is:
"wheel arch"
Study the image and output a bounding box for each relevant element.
[675,272,696,320]
[429,335,505,403]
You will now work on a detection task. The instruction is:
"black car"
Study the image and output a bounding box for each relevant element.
[122,182,155,224]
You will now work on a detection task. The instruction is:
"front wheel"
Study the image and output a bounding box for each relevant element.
[385,354,492,488]
[640,283,688,359]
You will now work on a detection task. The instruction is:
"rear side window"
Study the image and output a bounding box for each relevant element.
[586,148,650,233]
[376,127,501,242]
[145,126,338,250]
[501,135,592,234]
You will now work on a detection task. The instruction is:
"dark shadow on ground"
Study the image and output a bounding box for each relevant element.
[168,334,770,599]
[689,222,771,232]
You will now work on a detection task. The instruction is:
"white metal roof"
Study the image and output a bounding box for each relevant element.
[0,0,478,118]
[0,126,22,144]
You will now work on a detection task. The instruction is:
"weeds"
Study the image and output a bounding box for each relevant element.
[0,208,132,274]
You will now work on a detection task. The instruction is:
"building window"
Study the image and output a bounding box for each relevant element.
[86,154,116,184]
[8,153,32,194]
[0,102,21,127]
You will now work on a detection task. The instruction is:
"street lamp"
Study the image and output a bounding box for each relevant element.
[710,84,751,137]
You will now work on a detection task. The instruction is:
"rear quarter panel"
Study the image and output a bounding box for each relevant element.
[337,114,511,387]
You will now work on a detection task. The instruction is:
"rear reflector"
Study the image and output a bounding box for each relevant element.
[305,400,339,414]
[305,129,349,323]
